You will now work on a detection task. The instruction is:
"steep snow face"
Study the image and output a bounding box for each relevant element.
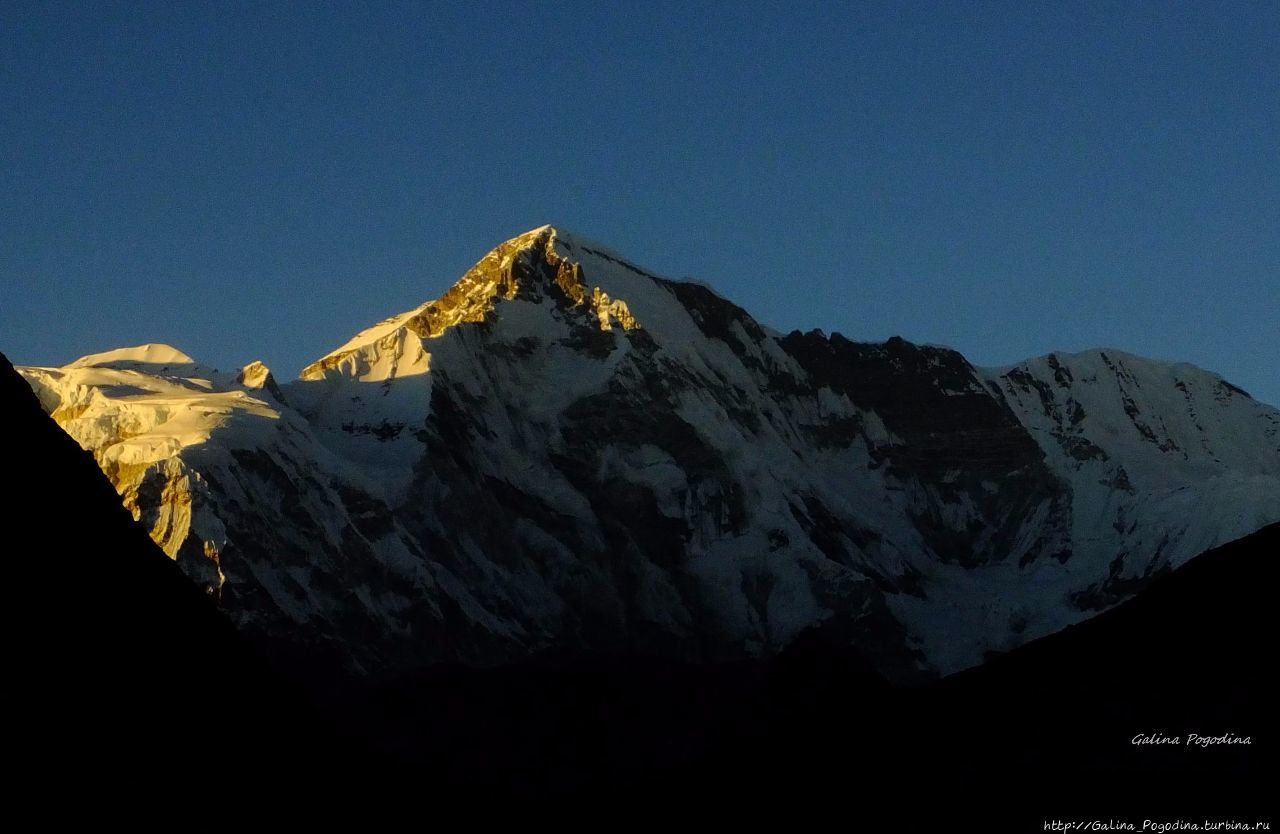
[20,227,1280,680]
[981,350,1280,602]
[19,354,434,673]
[21,354,277,595]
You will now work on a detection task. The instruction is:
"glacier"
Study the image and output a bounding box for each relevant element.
[20,225,1280,680]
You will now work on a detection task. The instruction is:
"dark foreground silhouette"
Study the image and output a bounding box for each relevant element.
[4,353,1272,823]
[3,353,325,778]
[333,524,1273,823]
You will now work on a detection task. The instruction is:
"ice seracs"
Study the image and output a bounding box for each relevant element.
[20,348,282,598]
[18,225,1280,681]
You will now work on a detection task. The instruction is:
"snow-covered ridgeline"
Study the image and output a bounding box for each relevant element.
[18,226,1280,679]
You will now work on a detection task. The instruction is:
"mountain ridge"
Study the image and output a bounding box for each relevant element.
[6,341,1269,815]
[18,225,1280,682]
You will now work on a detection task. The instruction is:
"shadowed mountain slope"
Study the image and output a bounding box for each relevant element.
[2,347,1270,821]
[2,352,321,780]
[18,226,1279,687]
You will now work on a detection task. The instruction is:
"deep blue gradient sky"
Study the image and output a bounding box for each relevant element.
[3,2,1277,404]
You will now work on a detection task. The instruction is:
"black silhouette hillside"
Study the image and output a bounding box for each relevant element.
[1,352,318,781]
[326,524,1274,820]
[3,347,1271,822]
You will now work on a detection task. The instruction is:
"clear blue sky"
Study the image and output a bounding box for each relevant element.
[2,1,1277,405]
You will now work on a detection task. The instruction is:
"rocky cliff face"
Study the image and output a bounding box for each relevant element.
[19,226,1280,680]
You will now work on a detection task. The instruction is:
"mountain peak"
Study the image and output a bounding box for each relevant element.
[15,227,1280,688]
[300,225,639,381]
[67,343,197,371]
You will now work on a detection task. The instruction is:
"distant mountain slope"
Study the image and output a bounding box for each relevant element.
[0,352,313,776]
[18,225,1280,682]
[322,523,1277,820]
[782,519,1274,819]
[9,334,1269,816]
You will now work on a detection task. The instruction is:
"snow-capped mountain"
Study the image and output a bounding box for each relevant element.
[20,225,1280,680]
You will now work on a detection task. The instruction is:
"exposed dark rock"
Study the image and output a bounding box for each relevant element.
[779,329,1071,567]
